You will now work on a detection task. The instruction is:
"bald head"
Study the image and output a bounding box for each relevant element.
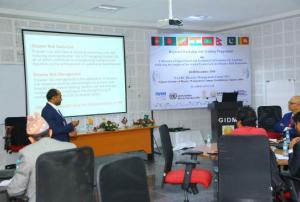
[288,96,300,114]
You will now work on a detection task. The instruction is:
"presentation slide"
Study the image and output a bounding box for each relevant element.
[150,34,251,110]
[23,30,126,117]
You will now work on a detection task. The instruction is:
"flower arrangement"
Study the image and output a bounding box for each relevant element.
[133,116,155,127]
[95,119,119,131]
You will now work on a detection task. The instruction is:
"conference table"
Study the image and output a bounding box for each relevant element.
[71,126,158,160]
[195,143,288,166]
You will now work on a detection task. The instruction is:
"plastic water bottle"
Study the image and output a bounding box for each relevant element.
[285,130,290,144]
[206,134,212,146]
[283,140,288,156]
[16,159,21,170]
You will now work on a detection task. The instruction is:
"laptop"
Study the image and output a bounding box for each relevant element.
[222,92,238,102]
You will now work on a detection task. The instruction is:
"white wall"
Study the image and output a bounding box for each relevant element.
[0,15,300,167]
[220,17,300,109]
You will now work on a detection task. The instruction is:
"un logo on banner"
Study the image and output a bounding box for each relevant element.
[169,93,178,100]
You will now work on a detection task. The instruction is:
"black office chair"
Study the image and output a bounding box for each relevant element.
[279,173,300,202]
[97,157,150,202]
[218,135,273,202]
[257,106,282,139]
[36,146,94,202]
[4,117,29,153]
[278,141,300,202]
[159,124,212,202]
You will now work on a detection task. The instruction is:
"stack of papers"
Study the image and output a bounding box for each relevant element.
[275,154,289,160]
[0,179,12,187]
[269,139,279,143]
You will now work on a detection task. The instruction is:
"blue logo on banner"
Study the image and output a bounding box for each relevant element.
[155,92,166,96]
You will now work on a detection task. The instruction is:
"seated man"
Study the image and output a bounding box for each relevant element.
[288,112,300,178]
[274,96,300,139]
[232,106,268,137]
[6,113,76,202]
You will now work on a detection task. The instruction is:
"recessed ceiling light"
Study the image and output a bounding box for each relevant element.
[184,15,212,21]
[92,4,125,13]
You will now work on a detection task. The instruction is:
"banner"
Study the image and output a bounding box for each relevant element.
[149,34,251,110]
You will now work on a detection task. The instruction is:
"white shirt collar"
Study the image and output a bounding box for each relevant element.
[48,102,59,111]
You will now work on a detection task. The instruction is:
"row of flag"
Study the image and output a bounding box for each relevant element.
[151,36,249,46]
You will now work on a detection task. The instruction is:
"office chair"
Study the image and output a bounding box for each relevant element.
[97,157,150,202]
[277,141,300,202]
[257,106,282,139]
[159,124,212,202]
[4,117,30,153]
[36,146,94,202]
[218,135,273,202]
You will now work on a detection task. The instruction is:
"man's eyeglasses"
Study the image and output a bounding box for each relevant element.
[288,101,300,105]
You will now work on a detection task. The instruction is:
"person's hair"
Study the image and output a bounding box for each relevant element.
[236,106,257,127]
[46,89,58,101]
[293,112,300,124]
[28,129,50,141]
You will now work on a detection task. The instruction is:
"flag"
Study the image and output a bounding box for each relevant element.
[216,37,222,46]
[227,37,236,45]
[151,36,163,46]
[238,37,249,45]
[177,37,188,46]
[202,37,214,46]
[164,37,176,46]
[188,37,202,46]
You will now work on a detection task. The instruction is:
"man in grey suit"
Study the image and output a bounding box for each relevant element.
[6,113,76,202]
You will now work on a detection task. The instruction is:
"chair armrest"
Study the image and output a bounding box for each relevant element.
[9,195,29,202]
[182,150,203,156]
[5,164,16,170]
[280,173,300,182]
[175,160,200,165]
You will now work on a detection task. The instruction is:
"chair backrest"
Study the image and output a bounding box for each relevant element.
[36,146,94,202]
[97,157,150,202]
[218,135,273,202]
[257,106,282,131]
[159,124,174,173]
[4,117,30,152]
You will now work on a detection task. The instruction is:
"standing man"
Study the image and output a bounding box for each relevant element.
[42,89,79,142]
[274,96,300,139]
[7,113,76,202]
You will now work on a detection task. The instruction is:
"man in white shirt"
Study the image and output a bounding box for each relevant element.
[7,113,76,202]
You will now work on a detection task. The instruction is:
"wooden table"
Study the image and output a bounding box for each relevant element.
[195,143,288,166]
[195,143,218,160]
[71,126,158,160]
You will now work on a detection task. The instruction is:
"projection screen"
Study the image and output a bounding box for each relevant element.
[22,30,127,117]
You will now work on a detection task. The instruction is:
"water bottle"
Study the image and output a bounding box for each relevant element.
[283,140,288,156]
[285,129,290,144]
[16,159,21,170]
[206,134,212,146]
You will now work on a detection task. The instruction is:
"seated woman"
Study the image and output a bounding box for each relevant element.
[232,106,268,137]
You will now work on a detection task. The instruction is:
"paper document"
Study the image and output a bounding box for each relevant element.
[275,154,289,160]
[269,139,278,143]
[173,142,196,151]
[0,179,12,187]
